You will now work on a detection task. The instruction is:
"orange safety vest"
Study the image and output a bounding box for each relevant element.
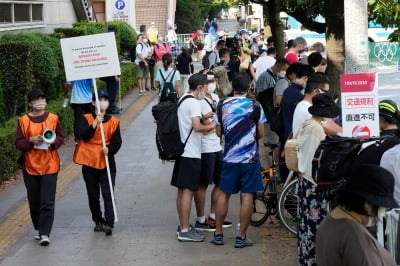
[73,114,120,169]
[18,113,60,175]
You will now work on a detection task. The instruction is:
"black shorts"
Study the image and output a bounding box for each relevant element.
[200,151,222,186]
[171,156,201,190]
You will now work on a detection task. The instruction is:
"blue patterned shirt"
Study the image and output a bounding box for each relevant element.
[215,97,266,163]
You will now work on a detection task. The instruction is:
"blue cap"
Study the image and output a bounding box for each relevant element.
[92,90,109,101]
[239,29,248,35]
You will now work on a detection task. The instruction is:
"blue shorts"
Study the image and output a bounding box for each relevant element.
[219,161,263,194]
[200,151,222,186]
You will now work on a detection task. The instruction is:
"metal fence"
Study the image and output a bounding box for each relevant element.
[369,42,400,70]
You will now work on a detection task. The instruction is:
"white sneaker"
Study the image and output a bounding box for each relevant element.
[39,235,50,246]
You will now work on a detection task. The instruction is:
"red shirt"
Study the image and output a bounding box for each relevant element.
[154,43,171,62]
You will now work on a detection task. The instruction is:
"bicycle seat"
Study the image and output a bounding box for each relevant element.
[264,142,280,149]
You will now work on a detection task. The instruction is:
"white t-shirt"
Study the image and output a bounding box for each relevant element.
[253,56,276,81]
[135,42,152,65]
[200,93,222,153]
[178,93,202,158]
[292,100,312,136]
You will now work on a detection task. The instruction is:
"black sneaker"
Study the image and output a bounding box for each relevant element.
[194,220,216,232]
[207,217,233,228]
[103,224,113,236]
[94,222,103,232]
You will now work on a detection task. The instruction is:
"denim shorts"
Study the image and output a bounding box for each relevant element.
[219,161,263,194]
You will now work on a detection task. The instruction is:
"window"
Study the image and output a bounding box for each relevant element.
[32,4,43,21]
[0,2,43,24]
[0,3,12,24]
[15,4,30,22]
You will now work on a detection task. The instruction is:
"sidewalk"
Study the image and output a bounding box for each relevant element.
[0,79,296,266]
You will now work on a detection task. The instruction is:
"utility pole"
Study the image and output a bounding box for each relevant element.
[344,0,369,73]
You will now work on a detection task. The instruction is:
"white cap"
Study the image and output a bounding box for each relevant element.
[217,31,225,37]
[251,32,261,40]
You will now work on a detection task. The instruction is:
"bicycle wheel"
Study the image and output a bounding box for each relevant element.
[250,181,271,226]
[278,179,298,235]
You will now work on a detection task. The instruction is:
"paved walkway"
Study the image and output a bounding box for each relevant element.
[0,86,297,265]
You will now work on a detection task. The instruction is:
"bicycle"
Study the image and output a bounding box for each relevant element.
[250,142,298,235]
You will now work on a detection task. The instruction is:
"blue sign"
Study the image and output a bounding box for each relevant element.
[115,0,125,10]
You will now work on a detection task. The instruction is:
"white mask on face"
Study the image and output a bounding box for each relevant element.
[143,39,148,43]
[197,90,205,100]
[98,100,109,111]
[366,216,379,227]
[158,37,164,42]
[377,207,387,221]
[277,70,286,78]
[208,83,216,93]
[257,40,264,47]
[32,99,46,110]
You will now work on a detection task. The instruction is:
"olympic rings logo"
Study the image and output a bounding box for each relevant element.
[372,43,398,63]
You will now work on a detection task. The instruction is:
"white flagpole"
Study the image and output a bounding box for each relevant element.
[118,76,122,112]
[93,78,118,222]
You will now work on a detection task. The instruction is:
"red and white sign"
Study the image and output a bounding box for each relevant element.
[60,32,121,81]
[340,73,379,138]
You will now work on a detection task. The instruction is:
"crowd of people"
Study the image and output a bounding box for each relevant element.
[14,18,400,266]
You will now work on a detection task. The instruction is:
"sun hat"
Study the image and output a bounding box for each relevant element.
[27,89,46,102]
[188,73,212,89]
[308,93,341,118]
[379,99,399,119]
[92,90,110,101]
[344,164,399,209]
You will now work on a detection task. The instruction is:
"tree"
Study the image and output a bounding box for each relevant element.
[241,0,400,96]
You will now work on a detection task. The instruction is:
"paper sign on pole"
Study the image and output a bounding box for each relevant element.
[60,32,121,81]
[340,73,380,138]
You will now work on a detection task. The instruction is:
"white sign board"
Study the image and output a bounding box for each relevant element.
[340,72,380,139]
[61,32,121,81]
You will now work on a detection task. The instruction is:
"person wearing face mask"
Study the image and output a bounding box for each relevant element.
[15,89,65,246]
[295,93,341,265]
[292,73,342,137]
[316,164,398,266]
[172,73,216,242]
[135,34,153,95]
[73,90,122,236]
[280,63,314,143]
[154,35,171,86]
[192,70,232,232]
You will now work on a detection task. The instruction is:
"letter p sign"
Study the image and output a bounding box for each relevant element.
[115,0,125,10]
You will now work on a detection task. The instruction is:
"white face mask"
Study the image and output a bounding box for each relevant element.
[32,99,46,110]
[143,39,148,43]
[208,83,216,94]
[277,70,286,78]
[364,203,386,227]
[257,40,264,47]
[197,90,205,100]
[158,37,164,42]
[98,100,109,111]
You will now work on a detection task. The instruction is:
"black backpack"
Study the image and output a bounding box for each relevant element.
[312,135,386,197]
[269,106,283,136]
[152,95,194,161]
[159,69,178,102]
[130,39,143,62]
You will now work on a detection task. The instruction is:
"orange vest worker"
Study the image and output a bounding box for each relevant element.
[18,113,60,175]
[73,114,120,169]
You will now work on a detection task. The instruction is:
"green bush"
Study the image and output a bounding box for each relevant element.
[0,41,33,118]
[0,126,20,181]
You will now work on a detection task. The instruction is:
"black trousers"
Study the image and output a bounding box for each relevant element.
[71,103,92,140]
[82,166,116,226]
[23,170,57,236]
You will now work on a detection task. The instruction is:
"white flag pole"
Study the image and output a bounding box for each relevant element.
[93,78,118,222]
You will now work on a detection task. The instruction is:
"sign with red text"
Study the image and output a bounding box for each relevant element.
[340,73,379,138]
[61,32,121,81]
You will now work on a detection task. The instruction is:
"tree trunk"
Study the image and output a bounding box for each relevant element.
[267,0,285,58]
[325,0,344,98]
[325,0,344,96]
